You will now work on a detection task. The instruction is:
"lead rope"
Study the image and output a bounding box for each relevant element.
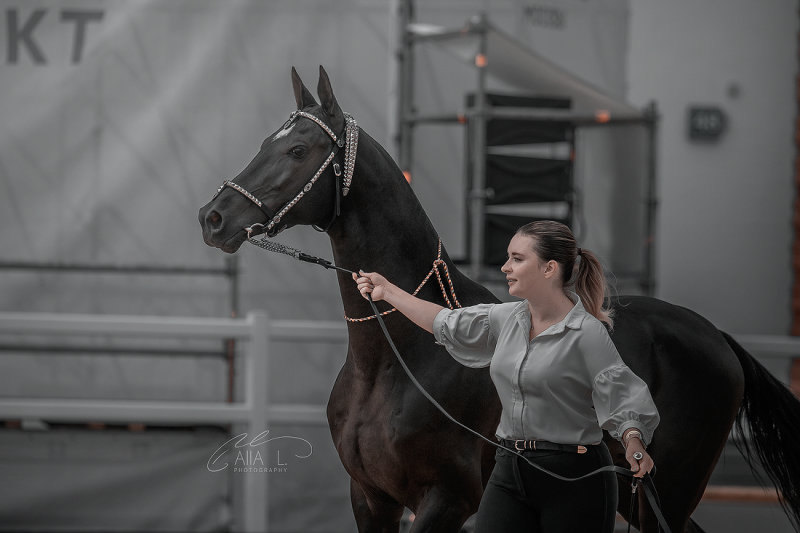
[344,239,461,322]
[247,238,671,533]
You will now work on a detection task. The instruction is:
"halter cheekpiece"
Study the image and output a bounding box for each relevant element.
[211,110,358,238]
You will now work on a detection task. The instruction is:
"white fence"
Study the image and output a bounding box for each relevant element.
[735,334,800,360]
[0,311,799,528]
[0,310,347,533]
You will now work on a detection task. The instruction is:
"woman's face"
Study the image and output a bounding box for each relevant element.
[501,233,548,298]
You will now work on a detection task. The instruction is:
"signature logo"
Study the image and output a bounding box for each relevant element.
[207,430,313,473]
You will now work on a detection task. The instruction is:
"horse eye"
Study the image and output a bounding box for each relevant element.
[289,146,306,159]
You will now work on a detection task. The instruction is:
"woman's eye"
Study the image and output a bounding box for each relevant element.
[289,146,306,158]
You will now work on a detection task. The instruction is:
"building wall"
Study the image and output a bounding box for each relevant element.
[627,0,797,335]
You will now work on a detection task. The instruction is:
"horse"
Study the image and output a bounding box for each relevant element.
[198,66,800,533]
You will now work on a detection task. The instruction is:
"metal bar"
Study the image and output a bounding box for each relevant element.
[388,0,402,161]
[270,404,328,425]
[0,261,230,276]
[468,14,489,280]
[0,398,253,424]
[403,113,463,125]
[269,320,347,342]
[642,101,659,296]
[227,256,240,317]
[0,344,224,358]
[0,400,327,426]
[226,255,240,405]
[397,0,415,179]
[479,107,649,124]
[0,312,254,338]
[733,334,800,357]
[404,109,651,126]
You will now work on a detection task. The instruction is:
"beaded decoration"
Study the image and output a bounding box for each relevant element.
[345,239,462,322]
[211,109,359,235]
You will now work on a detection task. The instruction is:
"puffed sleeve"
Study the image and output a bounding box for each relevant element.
[593,364,660,445]
[432,304,497,368]
[583,321,660,445]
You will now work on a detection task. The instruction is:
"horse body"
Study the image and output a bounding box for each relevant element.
[325,129,501,530]
[608,297,746,532]
[198,66,800,533]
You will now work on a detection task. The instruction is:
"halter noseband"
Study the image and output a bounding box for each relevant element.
[211,110,358,238]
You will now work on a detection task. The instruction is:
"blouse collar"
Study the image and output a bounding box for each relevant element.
[514,291,587,336]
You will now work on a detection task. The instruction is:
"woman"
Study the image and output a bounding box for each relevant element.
[353,220,659,533]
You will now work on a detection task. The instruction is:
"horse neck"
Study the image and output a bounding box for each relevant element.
[327,131,443,322]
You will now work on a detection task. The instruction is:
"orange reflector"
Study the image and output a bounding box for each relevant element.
[595,110,611,123]
[457,114,467,124]
[475,53,487,68]
[403,171,412,184]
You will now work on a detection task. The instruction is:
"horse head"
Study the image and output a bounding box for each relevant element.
[198,66,350,253]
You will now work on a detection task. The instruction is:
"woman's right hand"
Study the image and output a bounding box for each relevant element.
[353,271,390,302]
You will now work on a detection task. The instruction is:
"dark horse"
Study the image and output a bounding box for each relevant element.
[199,66,800,532]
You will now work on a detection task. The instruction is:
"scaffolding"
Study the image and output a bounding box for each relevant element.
[396,3,658,294]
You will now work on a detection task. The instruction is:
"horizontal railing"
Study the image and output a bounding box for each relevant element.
[0,312,797,518]
[0,310,347,532]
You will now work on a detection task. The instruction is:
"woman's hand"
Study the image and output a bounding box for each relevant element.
[352,271,443,334]
[624,437,654,478]
[353,271,390,301]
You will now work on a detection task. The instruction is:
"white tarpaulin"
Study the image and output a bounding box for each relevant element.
[408,17,643,116]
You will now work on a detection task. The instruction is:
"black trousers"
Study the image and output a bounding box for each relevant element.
[474,443,618,533]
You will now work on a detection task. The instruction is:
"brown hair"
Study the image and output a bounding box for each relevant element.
[516,220,614,327]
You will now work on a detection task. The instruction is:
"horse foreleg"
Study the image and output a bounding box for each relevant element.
[350,478,404,533]
[409,486,475,533]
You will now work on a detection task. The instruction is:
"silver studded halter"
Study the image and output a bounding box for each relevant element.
[211,110,358,238]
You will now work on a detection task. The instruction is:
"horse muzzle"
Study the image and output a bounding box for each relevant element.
[198,201,250,253]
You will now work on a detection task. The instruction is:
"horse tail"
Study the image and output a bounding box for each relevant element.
[722,331,800,529]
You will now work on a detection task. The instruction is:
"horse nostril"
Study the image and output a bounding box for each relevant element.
[207,210,223,230]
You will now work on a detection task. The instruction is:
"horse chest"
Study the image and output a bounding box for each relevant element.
[327,368,417,483]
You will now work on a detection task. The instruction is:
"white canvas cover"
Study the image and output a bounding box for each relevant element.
[409,17,644,117]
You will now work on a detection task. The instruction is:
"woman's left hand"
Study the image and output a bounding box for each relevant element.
[625,437,654,478]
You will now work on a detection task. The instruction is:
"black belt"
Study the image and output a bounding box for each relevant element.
[498,438,590,454]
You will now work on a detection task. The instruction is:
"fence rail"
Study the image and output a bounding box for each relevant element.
[0,312,797,526]
[0,310,347,532]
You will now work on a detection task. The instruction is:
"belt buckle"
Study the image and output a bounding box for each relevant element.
[514,439,526,451]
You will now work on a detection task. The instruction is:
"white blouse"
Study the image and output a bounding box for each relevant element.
[432,294,660,446]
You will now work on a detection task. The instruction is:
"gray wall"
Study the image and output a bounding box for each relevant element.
[627,0,797,335]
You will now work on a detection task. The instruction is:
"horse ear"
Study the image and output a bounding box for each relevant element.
[291,66,317,109]
[317,65,343,121]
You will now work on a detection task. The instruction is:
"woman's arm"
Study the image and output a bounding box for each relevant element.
[586,323,659,478]
[353,271,444,333]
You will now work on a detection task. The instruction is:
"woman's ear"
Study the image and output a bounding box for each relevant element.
[543,260,559,279]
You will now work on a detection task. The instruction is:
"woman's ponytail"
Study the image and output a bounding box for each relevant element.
[573,248,614,328]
